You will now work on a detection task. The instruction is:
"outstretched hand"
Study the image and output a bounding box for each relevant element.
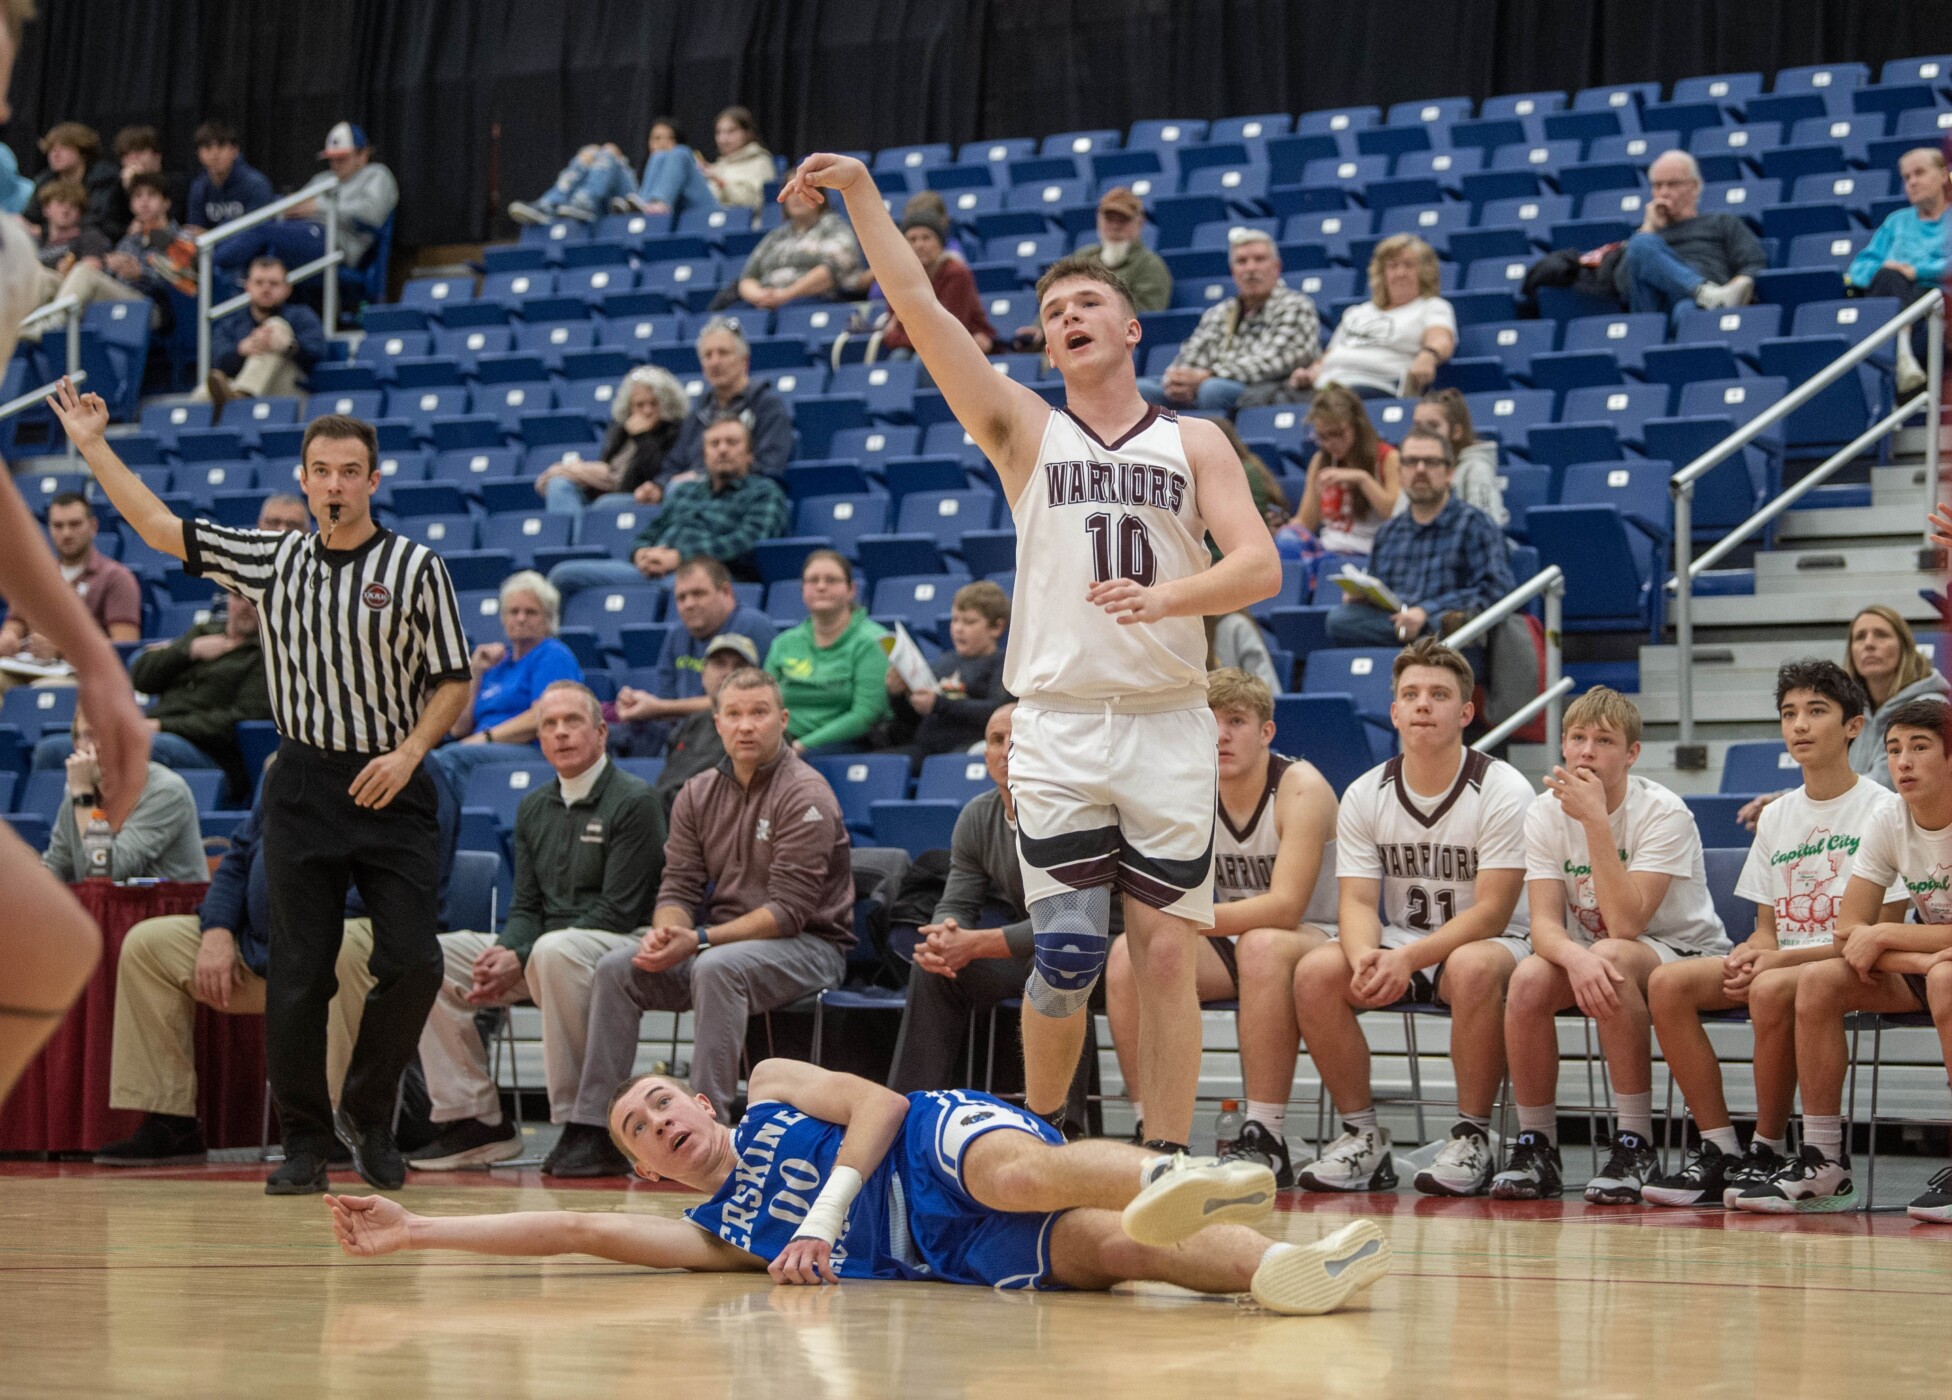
[777,153,868,210]
[46,377,109,453]
[326,1193,416,1258]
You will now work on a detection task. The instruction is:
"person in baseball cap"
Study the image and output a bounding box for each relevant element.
[703,633,760,668]
[1015,185,1172,349]
[318,122,369,170]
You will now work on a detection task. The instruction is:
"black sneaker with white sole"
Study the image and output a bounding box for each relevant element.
[1221,1119,1294,1190]
[1643,1139,1734,1208]
[333,1109,407,1191]
[408,1117,522,1171]
[1489,1131,1564,1200]
[1907,1165,1952,1224]
[1717,1139,1786,1209]
[1584,1131,1659,1205]
[265,1149,331,1196]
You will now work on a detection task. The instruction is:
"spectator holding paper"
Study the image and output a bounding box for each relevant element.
[879,580,1013,768]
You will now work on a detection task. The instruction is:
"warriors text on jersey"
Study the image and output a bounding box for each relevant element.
[1005,406,1212,709]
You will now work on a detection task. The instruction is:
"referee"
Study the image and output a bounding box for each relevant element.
[52,380,473,1194]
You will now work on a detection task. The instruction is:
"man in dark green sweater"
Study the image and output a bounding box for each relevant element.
[410,680,665,1171]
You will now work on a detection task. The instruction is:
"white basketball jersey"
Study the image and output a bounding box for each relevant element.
[1336,749,1534,946]
[1213,753,1340,930]
[1005,406,1211,707]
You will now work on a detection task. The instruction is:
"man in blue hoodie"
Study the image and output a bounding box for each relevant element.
[92,762,458,1175]
[183,120,272,232]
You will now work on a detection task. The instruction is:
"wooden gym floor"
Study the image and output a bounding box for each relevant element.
[4,1159,1949,1400]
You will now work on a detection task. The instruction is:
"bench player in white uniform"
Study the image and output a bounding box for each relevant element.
[325,1056,1391,1317]
[1104,668,1339,1184]
[1293,639,1533,1195]
[779,155,1281,1154]
[1488,688,1729,1204]
[1645,660,1908,1208]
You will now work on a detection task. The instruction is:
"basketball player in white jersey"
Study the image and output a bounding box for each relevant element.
[779,156,1281,1154]
[1292,638,1533,1195]
[1104,668,1339,1184]
[1644,660,1907,1209]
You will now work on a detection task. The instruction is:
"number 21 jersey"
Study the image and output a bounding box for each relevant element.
[1005,406,1212,707]
[1336,750,1534,944]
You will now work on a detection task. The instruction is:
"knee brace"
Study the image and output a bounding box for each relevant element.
[1024,886,1112,1018]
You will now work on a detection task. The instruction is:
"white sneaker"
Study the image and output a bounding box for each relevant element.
[508,201,552,226]
[1694,276,1752,309]
[1295,1126,1397,1193]
[1897,346,1927,398]
[1733,1144,1858,1214]
[1413,1122,1495,1197]
[1250,1220,1393,1315]
[1121,1153,1276,1246]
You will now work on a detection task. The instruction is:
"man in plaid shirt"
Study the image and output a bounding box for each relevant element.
[1138,229,1320,413]
[1326,427,1511,647]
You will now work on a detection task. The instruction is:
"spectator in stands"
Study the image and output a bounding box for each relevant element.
[199,256,328,410]
[1739,604,1952,828]
[510,141,637,226]
[723,187,862,311]
[647,632,752,814]
[886,702,1103,1124]
[1274,236,1455,402]
[1845,147,1948,397]
[1016,188,1172,349]
[43,706,206,884]
[1414,389,1505,528]
[1206,611,1279,691]
[37,172,177,324]
[1281,385,1401,560]
[91,785,379,1167]
[1324,425,1511,647]
[25,121,118,235]
[28,592,269,801]
[1614,151,1764,315]
[557,667,853,1169]
[535,365,687,518]
[1214,418,1288,530]
[882,579,1013,765]
[0,492,142,676]
[108,126,181,233]
[432,570,585,792]
[30,178,109,282]
[410,681,666,1172]
[257,492,312,535]
[612,556,776,755]
[765,549,891,755]
[658,319,793,486]
[872,206,994,355]
[698,106,776,211]
[214,123,398,286]
[183,121,273,234]
[1138,228,1319,412]
[629,118,722,217]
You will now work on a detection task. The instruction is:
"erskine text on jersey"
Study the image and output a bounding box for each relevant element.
[1043,458,1189,514]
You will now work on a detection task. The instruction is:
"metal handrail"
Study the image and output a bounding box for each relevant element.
[195,173,343,385]
[1668,290,1945,755]
[1444,564,1566,756]
[0,294,86,463]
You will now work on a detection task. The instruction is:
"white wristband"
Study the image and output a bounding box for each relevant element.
[792,1164,863,1246]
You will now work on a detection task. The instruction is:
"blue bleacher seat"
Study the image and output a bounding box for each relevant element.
[1300,647,1397,732]
[1,686,78,741]
[1460,389,1554,454]
[795,493,892,559]
[870,800,963,859]
[1457,319,1557,379]
[1270,694,1375,796]
[579,498,661,561]
[395,514,476,552]
[1774,62,1868,94]
[1498,465,1551,540]
[1480,91,1567,122]
[914,753,993,806]
[1673,72,1764,105]
[481,512,573,567]
[1687,794,1758,853]
[1558,460,1673,540]
[1588,132,1676,167]
[463,761,559,831]
[958,529,1015,579]
[1721,740,1797,795]
[871,573,970,632]
[808,753,911,838]
[858,534,948,582]
[895,489,998,547]
[562,583,664,655]
[1786,229,1871,270]
[454,588,504,645]
[1526,503,1659,635]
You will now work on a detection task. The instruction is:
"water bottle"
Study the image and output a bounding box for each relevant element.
[79,806,113,880]
[1214,1099,1245,1158]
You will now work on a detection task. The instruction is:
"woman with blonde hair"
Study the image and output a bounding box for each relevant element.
[1280,384,1401,559]
[535,365,687,518]
[1285,234,1455,398]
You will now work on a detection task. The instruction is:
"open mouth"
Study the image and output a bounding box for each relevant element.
[1065,331,1091,351]
[671,1130,690,1151]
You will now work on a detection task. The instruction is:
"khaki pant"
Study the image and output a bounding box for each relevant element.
[108,914,376,1118]
[193,315,303,399]
[521,927,638,1122]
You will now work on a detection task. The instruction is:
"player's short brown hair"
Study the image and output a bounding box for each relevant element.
[1562,685,1642,748]
[300,414,378,474]
[952,579,1009,627]
[1883,697,1951,754]
[1035,255,1136,318]
[1207,666,1274,724]
[1391,635,1474,695]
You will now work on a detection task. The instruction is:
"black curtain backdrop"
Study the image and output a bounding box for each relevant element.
[11,0,1952,249]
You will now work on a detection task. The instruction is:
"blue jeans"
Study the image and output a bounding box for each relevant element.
[1621,232,1705,316]
[637,147,717,212]
[430,740,544,797]
[213,219,328,273]
[535,149,634,217]
[1136,375,1248,412]
[543,474,587,521]
[33,729,222,774]
[547,557,646,603]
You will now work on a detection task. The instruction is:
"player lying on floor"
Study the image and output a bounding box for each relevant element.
[326,1058,1391,1315]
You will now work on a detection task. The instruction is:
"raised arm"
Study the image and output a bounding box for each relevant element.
[778,155,1048,491]
[46,379,185,559]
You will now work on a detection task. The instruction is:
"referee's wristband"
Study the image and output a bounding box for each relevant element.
[791,1164,863,1246]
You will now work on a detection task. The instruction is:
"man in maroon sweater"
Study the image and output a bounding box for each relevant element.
[562,667,854,1165]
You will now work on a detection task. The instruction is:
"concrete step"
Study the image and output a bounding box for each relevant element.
[1689,583,1940,628]
[1776,502,1927,541]
[1751,541,1937,585]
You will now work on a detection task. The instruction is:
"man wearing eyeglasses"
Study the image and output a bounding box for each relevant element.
[655,320,794,489]
[1324,427,1511,648]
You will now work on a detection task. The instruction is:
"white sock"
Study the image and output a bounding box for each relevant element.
[1701,1125,1740,1155]
[1129,1101,1143,1126]
[1459,1113,1491,1136]
[1246,1100,1287,1136]
[1756,1134,1788,1155]
[1803,1115,1843,1161]
[1615,1091,1653,1141]
[1517,1103,1558,1145]
[1342,1106,1378,1133]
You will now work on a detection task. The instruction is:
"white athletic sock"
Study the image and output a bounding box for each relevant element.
[1517,1103,1558,1145]
[1342,1106,1379,1133]
[1756,1134,1788,1156]
[1615,1091,1653,1140]
[1459,1112,1490,1136]
[1246,1100,1287,1135]
[1803,1115,1843,1161]
[1129,1101,1144,1127]
[1701,1125,1740,1155]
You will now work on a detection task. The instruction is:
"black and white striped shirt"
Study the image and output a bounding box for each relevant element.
[184,521,472,754]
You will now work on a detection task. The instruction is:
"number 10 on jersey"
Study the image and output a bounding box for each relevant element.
[1085,512,1157,587]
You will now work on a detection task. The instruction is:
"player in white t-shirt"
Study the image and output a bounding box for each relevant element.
[1644,660,1908,1208]
[1292,639,1533,1195]
[1489,689,1729,1204]
[1736,695,1952,1215]
[1105,669,1338,1186]
[779,155,1280,1157]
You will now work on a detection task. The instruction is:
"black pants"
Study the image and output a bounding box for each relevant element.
[262,741,444,1154]
[1858,267,1936,363]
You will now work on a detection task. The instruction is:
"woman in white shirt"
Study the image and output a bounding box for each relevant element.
[1288,235,1456,397]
